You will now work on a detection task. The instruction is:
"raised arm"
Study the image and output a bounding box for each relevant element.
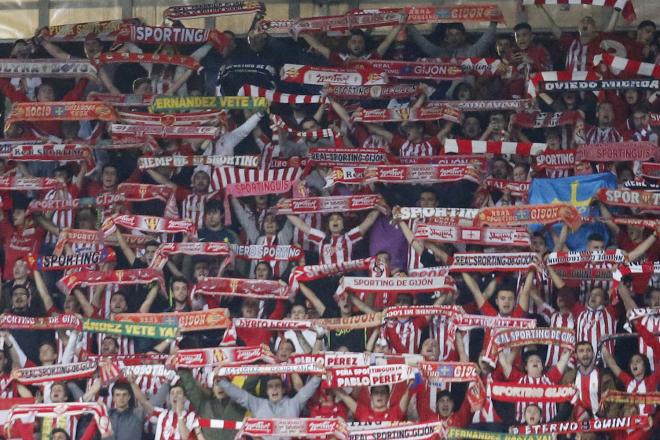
[129,374,155,414]
[328,98,352,126]
[138,284,160,313]
[219,378,261,411]
[627,229,658,262]
[398,382,413,414]
[33,269,54,312]
[396,216,424,256]
[364,123,394,143]
[334,388,358,413]
[536,5,562,39]
[230,197,260,244]
[405,26,442,57]
[36,31,72,60]
[114,229,137,266]
[168,43,214,95]
[461,272,486,309]
[213,113,264,156]
[601,347,622,377]
[556,349,571,374]
[348,293,375,315]
[616,282,638,313]
[517,269,535,313]
[299,282,326,317]
[301,34,332,60]
[358,210,381,235]
[545,264,566,290]
[286,214,313,235]
[375,24,404,57]
[291,376,321,410]
[604,8,620,33]
[599,203,620,238]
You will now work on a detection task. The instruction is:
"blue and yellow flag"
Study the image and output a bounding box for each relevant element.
[529,173,617,251]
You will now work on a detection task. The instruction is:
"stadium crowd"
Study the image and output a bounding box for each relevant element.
[0,1,658,440]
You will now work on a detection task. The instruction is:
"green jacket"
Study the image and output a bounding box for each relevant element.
[178,369,254,440]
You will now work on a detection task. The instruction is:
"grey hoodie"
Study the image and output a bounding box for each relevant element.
[219,376,321,418]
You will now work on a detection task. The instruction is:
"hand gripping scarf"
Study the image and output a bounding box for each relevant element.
[7,402,112,437]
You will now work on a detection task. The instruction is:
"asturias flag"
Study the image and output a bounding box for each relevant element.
[529,173,617,251]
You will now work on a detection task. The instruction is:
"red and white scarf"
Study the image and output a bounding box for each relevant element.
[393,206,479,223]
[415,223,530,247]
[57,268,165,295]
[13,360,98,385]
[117,110,224,126]
[0,176,63,191]
[444,139,546,156]
[110,123,219,139]
[216,363,324,377]
[87,92,154,107]
[171,345,275,369]
[419,362,480,384]
[105,214,197,236]
[641,162,660,180]
[0,314,82,332]
[41,18,139,41]
[113,24,227,48]
[289,257,375,290]
[192,277,292,300]
[325,364,416,388]
[491,328,575,354]
[369,5,504,24]
[138,155,259,169]
[384,305,464,320]
[474,204,582,230]
[29,249,115,272]
[510,415,649,435]
[115,309,231,332]
[163,1,265,20]
[326,165,481,186]
[351,105,461,123]
[149,242,231,270]
[94,51,202,72]
[490,382,577,403]
[433,99,532,112]
[274,194,385,214]
[513,111,581,128]
[7,402,112,437]
[238,84,323,104]
[6,101,117,124]
[280,64,387,86]
[54,229,151,255]
[451,314,537,331]
[597,188,660,210]
[596,52,658,77]
[29,194,124,215]
[347,59,463,81]
[450,252,537,272]
[575,141,659,162]
[0,59,98,80]
[339,276,456,297]
[306,148,389,171]
[546,249,626,266]
[290,9,404,36]
[238,418,346,439]
[327,84,420,100]
[533,150,576,172]
[229,244,303,261]
[483,178,530,198]
[9,143,95,172]
[526,70,601,98]
[117,183,178,218]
